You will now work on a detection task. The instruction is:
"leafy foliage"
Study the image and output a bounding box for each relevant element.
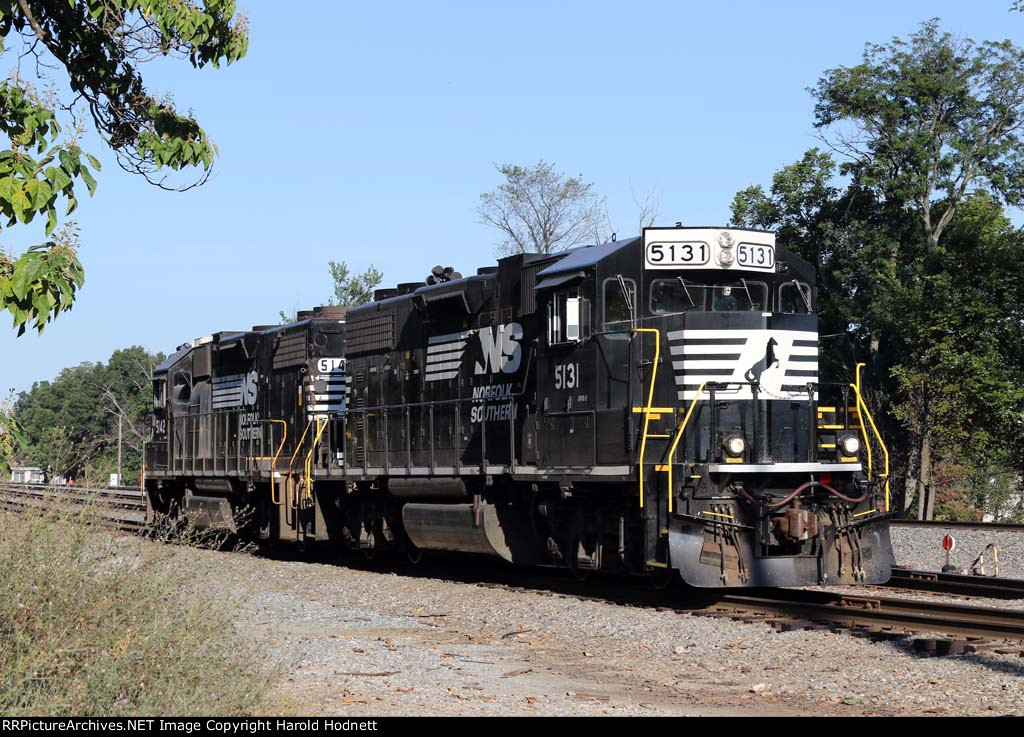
[14,345,163,482]
[810,19,1024,252]
[0,0,247,334]
[328,259,382,307]
[733,20,1024,518]
[733,165,1024,520]
[0,391,23,478]
[806,20,1024,515]
[478,161,606,255]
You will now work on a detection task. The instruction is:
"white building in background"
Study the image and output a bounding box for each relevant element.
[9,466,45,484]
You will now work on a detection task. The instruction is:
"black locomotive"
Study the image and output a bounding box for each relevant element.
[145,226,895,587]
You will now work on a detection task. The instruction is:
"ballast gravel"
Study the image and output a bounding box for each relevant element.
[891,526,1023,578]
[156,535,1024,717]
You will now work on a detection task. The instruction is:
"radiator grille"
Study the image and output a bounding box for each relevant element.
[346,312,395,354]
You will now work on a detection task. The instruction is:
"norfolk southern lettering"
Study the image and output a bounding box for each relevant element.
[470,382,518,423]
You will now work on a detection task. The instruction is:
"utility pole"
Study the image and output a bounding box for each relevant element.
[117,414,122,486]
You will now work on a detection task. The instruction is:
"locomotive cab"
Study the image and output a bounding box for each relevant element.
[530,227,893,586]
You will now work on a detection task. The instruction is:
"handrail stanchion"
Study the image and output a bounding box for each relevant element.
[268,419,288,506]
[633,328,660,510]
[664,382,709,514]
[849,382,890,512]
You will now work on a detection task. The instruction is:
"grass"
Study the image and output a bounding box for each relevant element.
[0,504,273,716]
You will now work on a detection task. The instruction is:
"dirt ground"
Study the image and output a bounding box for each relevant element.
[160,542,1024,717]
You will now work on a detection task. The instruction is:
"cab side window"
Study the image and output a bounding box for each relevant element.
[171,369,192,411]
[548,289,590,344]
[779,281,813,314]
[603,278,635,330]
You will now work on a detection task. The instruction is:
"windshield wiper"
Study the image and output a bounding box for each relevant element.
[792,279,812,313]
[739,278,756,310]
[616,274,635,329]
[676,277,696,308]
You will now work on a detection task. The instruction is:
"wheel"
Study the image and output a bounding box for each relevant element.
[569,561,593,582]
[649,566,675,590]
[406,546,422,564]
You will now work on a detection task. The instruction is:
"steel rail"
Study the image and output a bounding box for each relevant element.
[715,588,1024,641]
[883,567,1024,599]
[891,518,1024,533]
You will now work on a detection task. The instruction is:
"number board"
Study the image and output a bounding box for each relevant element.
[736,242,775,270]
[643,228,776,272]
[645,241,710,267]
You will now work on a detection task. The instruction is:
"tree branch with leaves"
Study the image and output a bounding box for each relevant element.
[0,0,248,335]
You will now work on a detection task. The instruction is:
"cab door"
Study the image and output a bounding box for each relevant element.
[537,285,596,468]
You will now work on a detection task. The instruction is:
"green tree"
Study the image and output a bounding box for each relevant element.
[328,260,382,307]
[733,153,1024,519]
[0,1,248,335]
[803,20,1024,516]
[811,19,1024,254]
[478,161,605,255]
[0,390,24,478]
[15,345,163,483]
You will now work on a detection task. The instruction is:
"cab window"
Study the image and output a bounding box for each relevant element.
[548,290,590,344]
[650,279,706,314]
[603,278,635,330]
[170,370,193,411]
[711,281,767,312]
[779,281,813,314]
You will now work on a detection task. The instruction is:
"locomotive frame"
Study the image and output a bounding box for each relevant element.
[145,225,895,588]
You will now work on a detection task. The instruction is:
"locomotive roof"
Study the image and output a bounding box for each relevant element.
[154,345,191,375]
[537,237,639,278]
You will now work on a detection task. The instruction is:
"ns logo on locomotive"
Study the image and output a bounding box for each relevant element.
[145,226,894,587]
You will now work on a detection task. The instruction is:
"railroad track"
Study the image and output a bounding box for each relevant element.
[884,566,1024,599]
[712,589,1024,642]
[2,482,1024,649]
[891,518,1024,533]
[0,482,145,532]
[466,572,1024,648]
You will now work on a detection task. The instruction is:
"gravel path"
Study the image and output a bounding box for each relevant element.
[155,541,1024,717]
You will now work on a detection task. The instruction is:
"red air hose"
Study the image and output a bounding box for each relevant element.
[738,481,869,508]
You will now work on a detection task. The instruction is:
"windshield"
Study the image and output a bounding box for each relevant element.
[711,281,767,311]
[648,279,774,314]
[650,279,706,314]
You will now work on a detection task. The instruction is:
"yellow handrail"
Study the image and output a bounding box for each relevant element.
[634,327,660,509]
[663,382,709,514]
[303,417,328,501]
[849,382,890,511]
[284,419,314,509]
[287,419,313,469]
[268,419,288,506]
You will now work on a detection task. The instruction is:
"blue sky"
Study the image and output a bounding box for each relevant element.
[2,1,1022,394]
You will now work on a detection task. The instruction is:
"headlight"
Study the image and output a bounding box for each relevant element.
[718,249,735,266]
[839,434,861,456]
[725,435,746,457]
